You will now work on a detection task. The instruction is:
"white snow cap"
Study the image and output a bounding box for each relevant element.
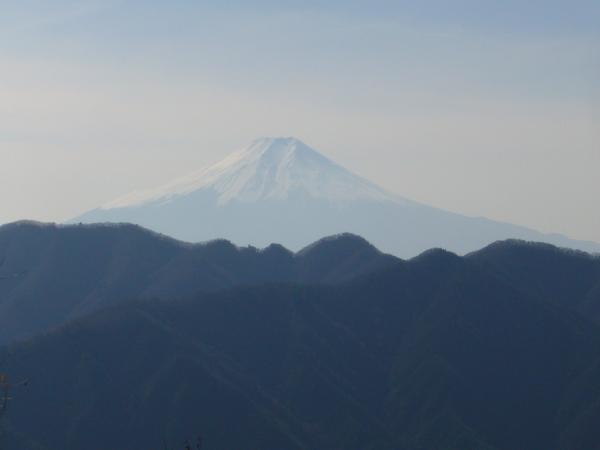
[102,137,407,209]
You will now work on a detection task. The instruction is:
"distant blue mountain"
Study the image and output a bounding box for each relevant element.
[73,137,600,257]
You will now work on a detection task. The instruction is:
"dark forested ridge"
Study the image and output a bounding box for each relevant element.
[1,230,600,450]
[467,240,600,323]
[0,221,397,344]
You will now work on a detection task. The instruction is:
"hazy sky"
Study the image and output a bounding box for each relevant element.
[1,1,599,242]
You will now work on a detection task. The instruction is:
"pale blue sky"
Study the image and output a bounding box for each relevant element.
[1,1,599,241]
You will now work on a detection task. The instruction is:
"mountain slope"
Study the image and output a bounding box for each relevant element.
[73,137,600,257]
[102,137,401,207]
[0,221,398,344]
[467,240,600,323]
[4,249,600,450]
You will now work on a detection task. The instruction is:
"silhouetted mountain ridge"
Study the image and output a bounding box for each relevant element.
[0,221,397,344]
[468,238,600,322]
[3,243,600,450]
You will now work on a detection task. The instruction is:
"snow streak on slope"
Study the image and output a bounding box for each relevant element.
[103,137,408,209]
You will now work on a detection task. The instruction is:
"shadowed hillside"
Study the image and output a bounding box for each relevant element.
[468,240,600,323]
[0,221,398,344]
[2,244,600,450]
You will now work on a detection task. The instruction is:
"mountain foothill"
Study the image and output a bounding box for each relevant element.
[1,220,600,450]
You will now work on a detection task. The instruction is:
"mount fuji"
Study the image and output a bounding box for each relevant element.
[74,137,600,257]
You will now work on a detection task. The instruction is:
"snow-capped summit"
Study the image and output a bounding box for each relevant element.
[103,137,403,209]
[74,137,600,257]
